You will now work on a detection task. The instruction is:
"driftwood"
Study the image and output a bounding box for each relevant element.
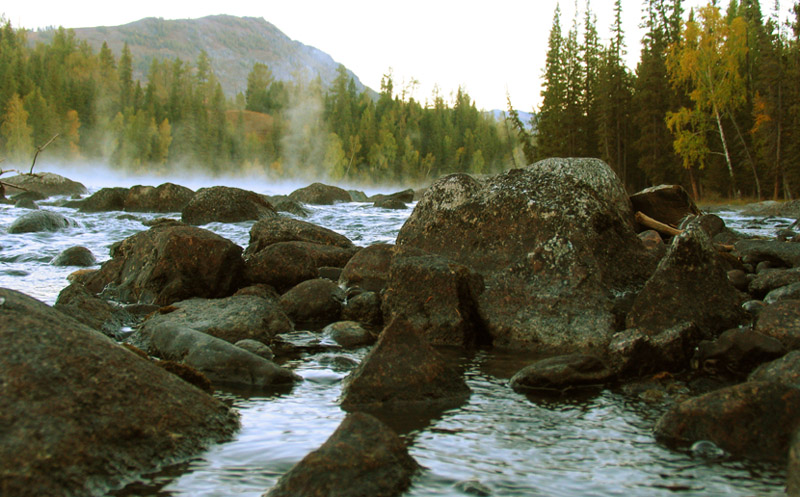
[29,134,59,175]
[635,211,682,237]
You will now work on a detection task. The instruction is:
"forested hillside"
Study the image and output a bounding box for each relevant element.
[509,0,800,200]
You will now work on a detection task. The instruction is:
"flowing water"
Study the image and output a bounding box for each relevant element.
[0,169,792,497]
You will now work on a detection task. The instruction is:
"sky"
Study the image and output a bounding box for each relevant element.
[1,1,796,112]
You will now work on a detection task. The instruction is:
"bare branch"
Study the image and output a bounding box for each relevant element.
[28,133,59,175]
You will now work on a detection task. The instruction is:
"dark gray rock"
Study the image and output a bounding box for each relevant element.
[509,354,615,392]
[749,267,800,299]
[342,290,383,329]
[279,278,345,330]
[373,198,407,210]
[65,187,128,212]
[181,186,277,225]
[607,322,703,377]
[54,283,133,338]
[51,245,96,267]
[323,321,376,348]
[765,282,800,304]
[288,182,351,205]
[368,188,415,204]
[692,327,786,378]
[8,210,74,234]
[264,412,419,497]
[0,288,238,497]
[235,339,275,361]
[245,216,355,256]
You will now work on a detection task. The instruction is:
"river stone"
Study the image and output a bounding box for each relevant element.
[368,188,415,204]
[323,321,376,348]
[181,186,277,225]
[65,186,129,212]
[606,322,703,377]
[288,182,351,205]
[735,239,800,268]
[7,209,74,234]
[286,241,359,269]
[654,381,800,461]
[137,295,292,345]
[340,317,470,411]
[342,290,383,329]
[396,159,656,354]
[143,323,299,390]
[382,248,487,347]
[765,282,800,304]
[340,243,395,292]
[83,224,245,306]
[279,278,345,330]
[626,222,747,336]
[754,300,800,350]
[629,184,700,229]
[749,350,800,388]
[235,339,275,360]
[374,198,407,209]
[51,245,96,267]
[692,327,786,378]
[125,183,195,212]
[54,282,133,338]
[14,196,38,209]
[2,172,87,197]
[0,288,238,497]
[749,267,800,298]
[272,197,311,217]
[244,241,318,293]
[245,216,355,257]
[264,412,419,497]
[509,354,615,392]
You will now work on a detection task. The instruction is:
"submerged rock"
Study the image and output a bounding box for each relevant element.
[8,209,74,234]
[0,288,238,497]
[509,354,615,392]
[264,412,419,497]
[51,245,96,267]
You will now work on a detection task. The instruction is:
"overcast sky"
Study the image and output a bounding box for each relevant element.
[2,1,795,112]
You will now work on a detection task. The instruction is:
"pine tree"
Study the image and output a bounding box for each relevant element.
[537,4,568,158]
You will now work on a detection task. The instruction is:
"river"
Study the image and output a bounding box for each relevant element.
[0,168,790,497]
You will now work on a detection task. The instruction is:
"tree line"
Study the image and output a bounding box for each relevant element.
[509,0,800,200]
[0,21,511,184]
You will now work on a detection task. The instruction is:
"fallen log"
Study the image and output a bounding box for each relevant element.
[635,211,682,237]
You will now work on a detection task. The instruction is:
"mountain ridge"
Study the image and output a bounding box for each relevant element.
[27,14,371,97]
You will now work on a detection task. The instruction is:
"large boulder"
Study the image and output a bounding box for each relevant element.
[136,295,292,345]
[2,172,87,197]
[125,183,195,212]
[8,210,74,234]
[181,186,277,225]
[654,381,800,461]
[288,182,351,205]
[629,184,700,229]
[244,242,318,293]
[0,288,238,497]
[509,354,615,393]
[382,248,487,347]
[754,300,800,350]
[264,412,419,497]
[83,224,245,305]
[65,187,128,212]
[626,223,747,336]
[340,317,470,411]
[396,159,656,353]
[143,323,300,390]
[340,243,395,292]
[279,278,345,330]
[245,217,355,256]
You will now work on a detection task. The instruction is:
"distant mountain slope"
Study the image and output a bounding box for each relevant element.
[28,15,371,97]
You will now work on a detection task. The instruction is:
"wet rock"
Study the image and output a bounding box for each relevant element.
[244,241,318,293]
[342,290,383,329]
[54,282,133,338]
[288,241,359,268]
[181,186,277,225]
[749,267,800,299]
[279,278,345,330]
[629,184,700,229]
[8,209,74,234]
[740,199,800,218]
[143,323,299,389]
[754,300,800,350]
[124,183,195,212]
[348,189,368,202]
[83,224,245,305]
[749,350,800,388]
[264,412,419,497]
[765,282,800,304]
[654,381,800,461]
[340,243,395,292]
[51,245,96,267]
[789,431,800,496]
[735,239,800,268]
[368,188,415,204]
[272,197,311,217]
[340,317,470,411]
[509,354,615,392]
[2,172,87,197]
[245,216,355,256]
[692,327,786,378]
[397,159,656,354]
[235,339,275,361]
[157,360,213,392]
[727,269,749,292]
[288,182,351,205]
[627,223,747,336]
[607,322,703,377]
[234,283,281,302]
[638,229,666,259]
[136,295,292,346]
[382,248,487,347]
[14,197,38,209]
[0,288,238,497]
[374,198,407,209]
[65,186,128,212]
[323,321,376,348]
[318,266,342,281]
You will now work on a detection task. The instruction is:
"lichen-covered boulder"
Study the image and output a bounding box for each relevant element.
[64,186,128,212]
[396,159,656,353]
[0,288,238,497]
[125,183,195,212]
[83,224,245,305]
[181,186,277,225]
[288,182,351,205]
[2,172,87,197]
[245,216,355,256]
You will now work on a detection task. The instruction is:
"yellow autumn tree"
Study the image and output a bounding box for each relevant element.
[666,4,748,198]
[1,93,33,163]
[64,109,81,160]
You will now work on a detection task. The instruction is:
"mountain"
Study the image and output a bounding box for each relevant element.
[27,15,371,97]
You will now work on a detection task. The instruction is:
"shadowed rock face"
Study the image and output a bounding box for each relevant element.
[264,412,419,497]
[396,159,656,354]
[0,288,239,497]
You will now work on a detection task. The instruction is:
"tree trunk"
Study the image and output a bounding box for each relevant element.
[714,105,738,198]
